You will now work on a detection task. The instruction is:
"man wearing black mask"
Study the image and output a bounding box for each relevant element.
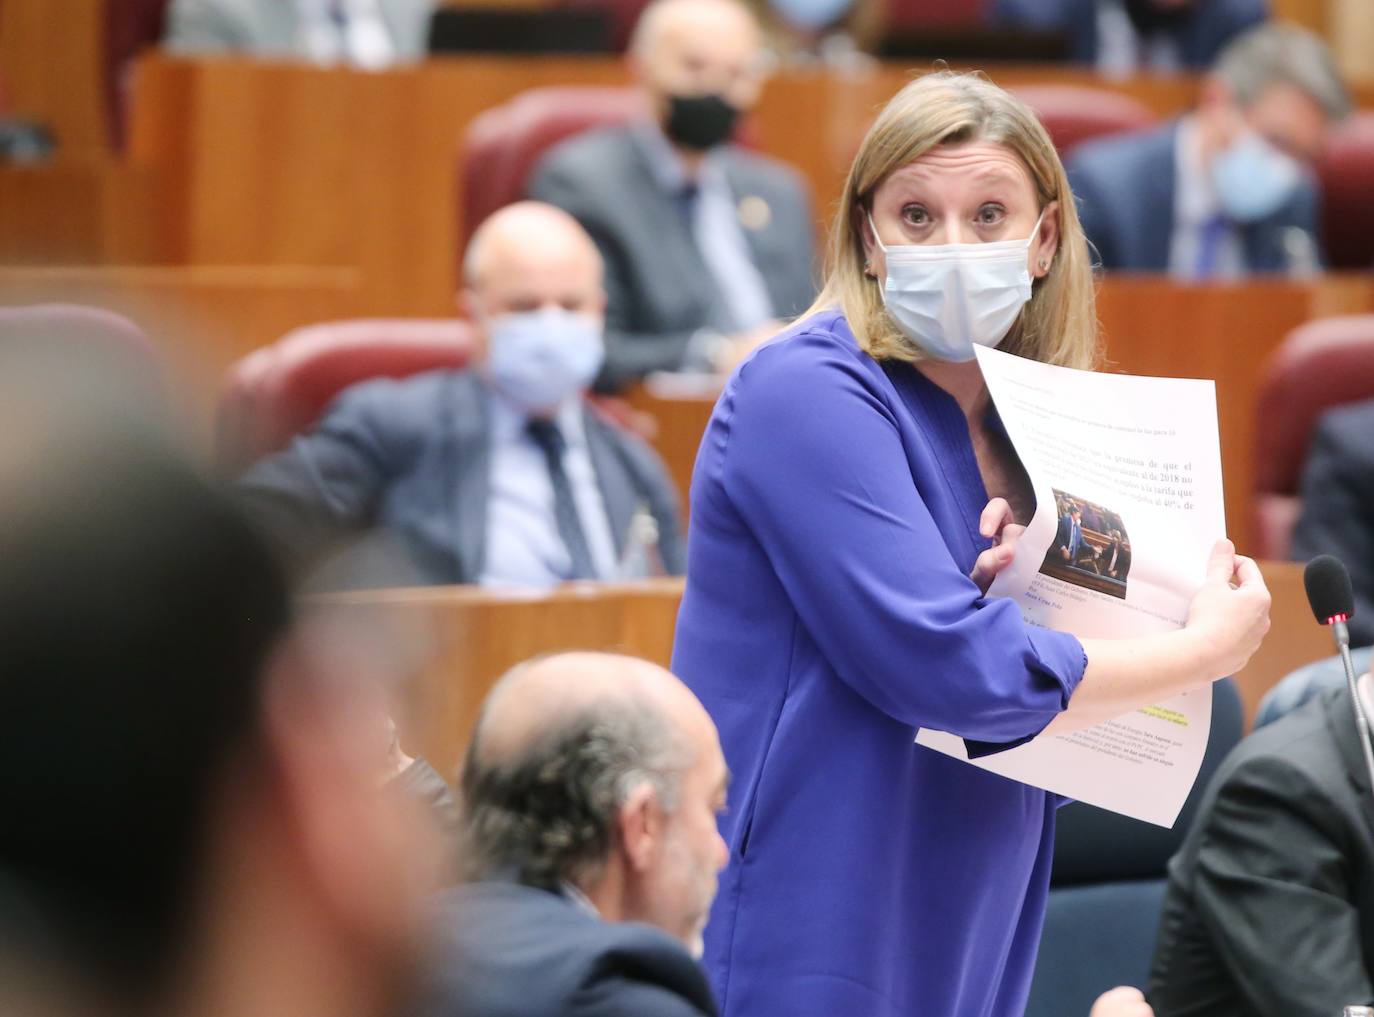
[530,0,816,389]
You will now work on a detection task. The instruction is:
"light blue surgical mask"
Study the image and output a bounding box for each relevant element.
[768,0,854,31]
[1210,129,1302,223]
[485,308,605,413]
[868,209,1044,363]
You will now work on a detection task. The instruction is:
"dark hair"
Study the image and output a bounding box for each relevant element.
[460,690,689,890]
[0,435,292,1001]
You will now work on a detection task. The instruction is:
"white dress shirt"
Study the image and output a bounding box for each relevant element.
[297,0,396,68]
[1168,115,1244,281]
[479,390,620,589]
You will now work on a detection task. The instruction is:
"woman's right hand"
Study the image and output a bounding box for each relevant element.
[1183,539,1271,679]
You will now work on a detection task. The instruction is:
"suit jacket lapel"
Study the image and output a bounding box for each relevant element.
[446,373,491,583]
[582,405,636,560]
[625,131,723,325]
[722,155,789,316]
[1143,124,1179,271]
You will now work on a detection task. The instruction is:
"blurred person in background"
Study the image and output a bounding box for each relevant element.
[531,0,816,389]
[1067,23,1348,277]
[414,652,728,1017]
[238,201,684,588]
[991,0,1266,74]
[0,424,438,1017]
[164,0,436,68]
[1291,397,1374,649]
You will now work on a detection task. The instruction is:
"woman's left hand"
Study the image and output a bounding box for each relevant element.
[970,497,1024,595]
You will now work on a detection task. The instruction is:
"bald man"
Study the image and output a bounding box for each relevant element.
[238,202,684,588]
[415,652,728,1017]
[530,0,816,390]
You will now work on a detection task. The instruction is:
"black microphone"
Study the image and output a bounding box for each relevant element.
[1304,555,1374,791]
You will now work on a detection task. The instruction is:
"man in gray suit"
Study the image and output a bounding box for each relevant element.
[164,0,436,66]
[238,202,685,588]
[530,0,816,389]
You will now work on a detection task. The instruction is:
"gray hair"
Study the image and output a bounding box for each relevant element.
[459,690,692,889]
[1214,23,1350,121]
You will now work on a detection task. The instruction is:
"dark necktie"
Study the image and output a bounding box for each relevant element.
[526,418,597,580]
[1194,214,1228,279]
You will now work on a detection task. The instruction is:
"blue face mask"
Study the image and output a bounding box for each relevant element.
[485,308,605,413]
[1210,129,1302,223]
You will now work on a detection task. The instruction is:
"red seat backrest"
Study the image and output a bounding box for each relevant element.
[1317,112,1374,271]
[1010,84,1158,159]
[457,86,644,258]
[217,318,476,473]
[1252,314,1374,558]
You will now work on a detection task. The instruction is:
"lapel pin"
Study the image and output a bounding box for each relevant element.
[738,195,772,232]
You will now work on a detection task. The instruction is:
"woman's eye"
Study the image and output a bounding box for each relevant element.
[976,204,1006,225]
[900,205,929,226]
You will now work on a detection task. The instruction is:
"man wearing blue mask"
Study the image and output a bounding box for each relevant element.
[1066,22,1349,278]
[238,201,685,588]
[530,0,817,390]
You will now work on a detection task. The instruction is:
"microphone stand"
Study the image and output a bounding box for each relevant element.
[1331,616,1374,794]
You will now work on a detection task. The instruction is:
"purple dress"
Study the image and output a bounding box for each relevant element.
[671,310,1087,1017]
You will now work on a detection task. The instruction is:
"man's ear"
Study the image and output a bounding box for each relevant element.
[458,289,478,321]
[615,781,662,875]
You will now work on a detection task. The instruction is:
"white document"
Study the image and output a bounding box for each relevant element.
[915,345,1226,828]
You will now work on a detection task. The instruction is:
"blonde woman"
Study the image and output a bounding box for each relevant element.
[670,72,1270,1017]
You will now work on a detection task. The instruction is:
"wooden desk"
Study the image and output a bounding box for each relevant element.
[0,266,362,442]
[629,276,1374,552]
[318,558,1322,777]
[317,579,685,777]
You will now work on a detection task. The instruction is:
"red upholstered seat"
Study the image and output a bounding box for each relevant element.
[217,318,476,473]
[457,86,644,255]
[1317,112,1374,271]
[1253,314,1374,559]
[1009,85,1158,158]
[105,0,172,150]
[882,0,987,30]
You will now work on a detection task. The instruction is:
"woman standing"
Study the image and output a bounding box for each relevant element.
[671,72,1269,1017]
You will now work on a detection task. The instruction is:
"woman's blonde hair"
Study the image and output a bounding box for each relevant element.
[809,70,1099,370]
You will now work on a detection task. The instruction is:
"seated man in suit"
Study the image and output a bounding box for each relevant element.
[1066,23,1348,277]
[415,651,728,1017]
[991,0,1266,73]
[1292,397,1374,648]
[1147,673,1374,1016]
[530,0,817,388]
[165,0,436,67]
[239,201,685,588]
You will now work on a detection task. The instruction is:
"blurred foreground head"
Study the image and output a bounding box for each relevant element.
[461,652,729,956]
[0,427,430,1017]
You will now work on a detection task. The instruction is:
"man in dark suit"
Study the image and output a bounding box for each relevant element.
[239,202,684,588]
[530,0,816,389]
[1147,679,1374,1017]
[1292,398,1374,648]
[1066,23,1348,277]
[991,0,1265,72]
[415,651,729,1017]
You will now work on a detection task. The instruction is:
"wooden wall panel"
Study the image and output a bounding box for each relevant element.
[0,0,108,160]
